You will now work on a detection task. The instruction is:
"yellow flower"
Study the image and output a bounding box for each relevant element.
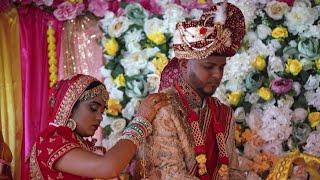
[196,154,207,164]
[198,0,206,4]
[49,65,57,73]
[315,58,320,70]
[257,87,273,101]
[46,28,55,35]
[147,32,166,45]
[308,112,320,128]
[227,91,242,106]
[285,59,302,76]
[152,53,169,75]
[271,26,288,39]
[104,38,119,56]
[107,98,122,116]
[48,43,56,51]
[47,26,57,88]
[252,55,266,71]
[113,74,126,87]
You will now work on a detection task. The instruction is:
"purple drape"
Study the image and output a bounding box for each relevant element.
[18,6,62,178]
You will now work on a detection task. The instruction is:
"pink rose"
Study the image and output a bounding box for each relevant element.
[88,0,109,17]
[175,0,212,10]
[53,1,77,21]
[270,77,293,95]
[277,0,295,6]
[74,3,85,16]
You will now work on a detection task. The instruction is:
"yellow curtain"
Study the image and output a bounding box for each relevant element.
[0,7,23,179]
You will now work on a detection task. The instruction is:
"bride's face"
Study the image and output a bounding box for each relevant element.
[71,96,107,137]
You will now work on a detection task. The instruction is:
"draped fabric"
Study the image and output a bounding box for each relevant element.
[18,6,63,177]
[59,15,104,145]
[0,7,23,179]
[59,14,104,80]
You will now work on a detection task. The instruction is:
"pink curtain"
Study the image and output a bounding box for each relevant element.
[18,6,62,177]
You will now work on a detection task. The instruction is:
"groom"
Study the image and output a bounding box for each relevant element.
[136,2,246,180]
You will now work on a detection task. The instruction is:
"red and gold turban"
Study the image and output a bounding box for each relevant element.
[172,2,245,59]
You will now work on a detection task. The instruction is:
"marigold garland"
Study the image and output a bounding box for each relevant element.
[47,23,58,87]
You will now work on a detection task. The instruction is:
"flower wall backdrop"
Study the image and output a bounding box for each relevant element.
[8,0,320,178]
[98,1,208,148]
[214,0,320,178]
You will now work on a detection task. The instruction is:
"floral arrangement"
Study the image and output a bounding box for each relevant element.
[98,1,207,148]
[28,0,210,21]
[28,0,121,21]
[214,0,320,178]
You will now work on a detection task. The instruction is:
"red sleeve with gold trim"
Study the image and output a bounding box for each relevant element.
[35,126,81,170]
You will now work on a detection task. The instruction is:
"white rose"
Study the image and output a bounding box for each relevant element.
[144,17,166,35]
[110,118,127,133]
[303,131,320,156]
[244,31,258,45]
[122,98,140,120]
[225,78,245,92]
[121,52,148,76]
[304,88,320,111]
[108,87,124,101]
[301,24,320,39]
[108,16,132,38]
[277,95,294,109]
[100,11,115,32]
[155,0,174,9]
[256,24,272,40]
[248,39,270,56]
[292,108,308,122]
[144,47,160,59]
[126,42,141,53]
[267,55,284,77]
[189,9,203,19]
[289,40,297,47]
[265,1,289,20]
[163,4,186,34]
[234,107,246,120]
[285,5,318,34]
[304,75,320,90]
[146,74,160,93]
[292,82,301,96]
[245,92,260,104]
[100,67,111,77]
[270,39,281,50]
[124,29,144,53]
[246,106,263,131]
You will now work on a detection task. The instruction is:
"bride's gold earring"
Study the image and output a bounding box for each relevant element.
[66,118,77,131]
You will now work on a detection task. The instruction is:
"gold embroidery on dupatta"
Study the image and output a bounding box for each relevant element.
[47,143,80,169]
[29,144,44,180]
[54,76,96,126]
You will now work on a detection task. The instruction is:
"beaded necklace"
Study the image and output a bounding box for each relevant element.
[175,83,209,180]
